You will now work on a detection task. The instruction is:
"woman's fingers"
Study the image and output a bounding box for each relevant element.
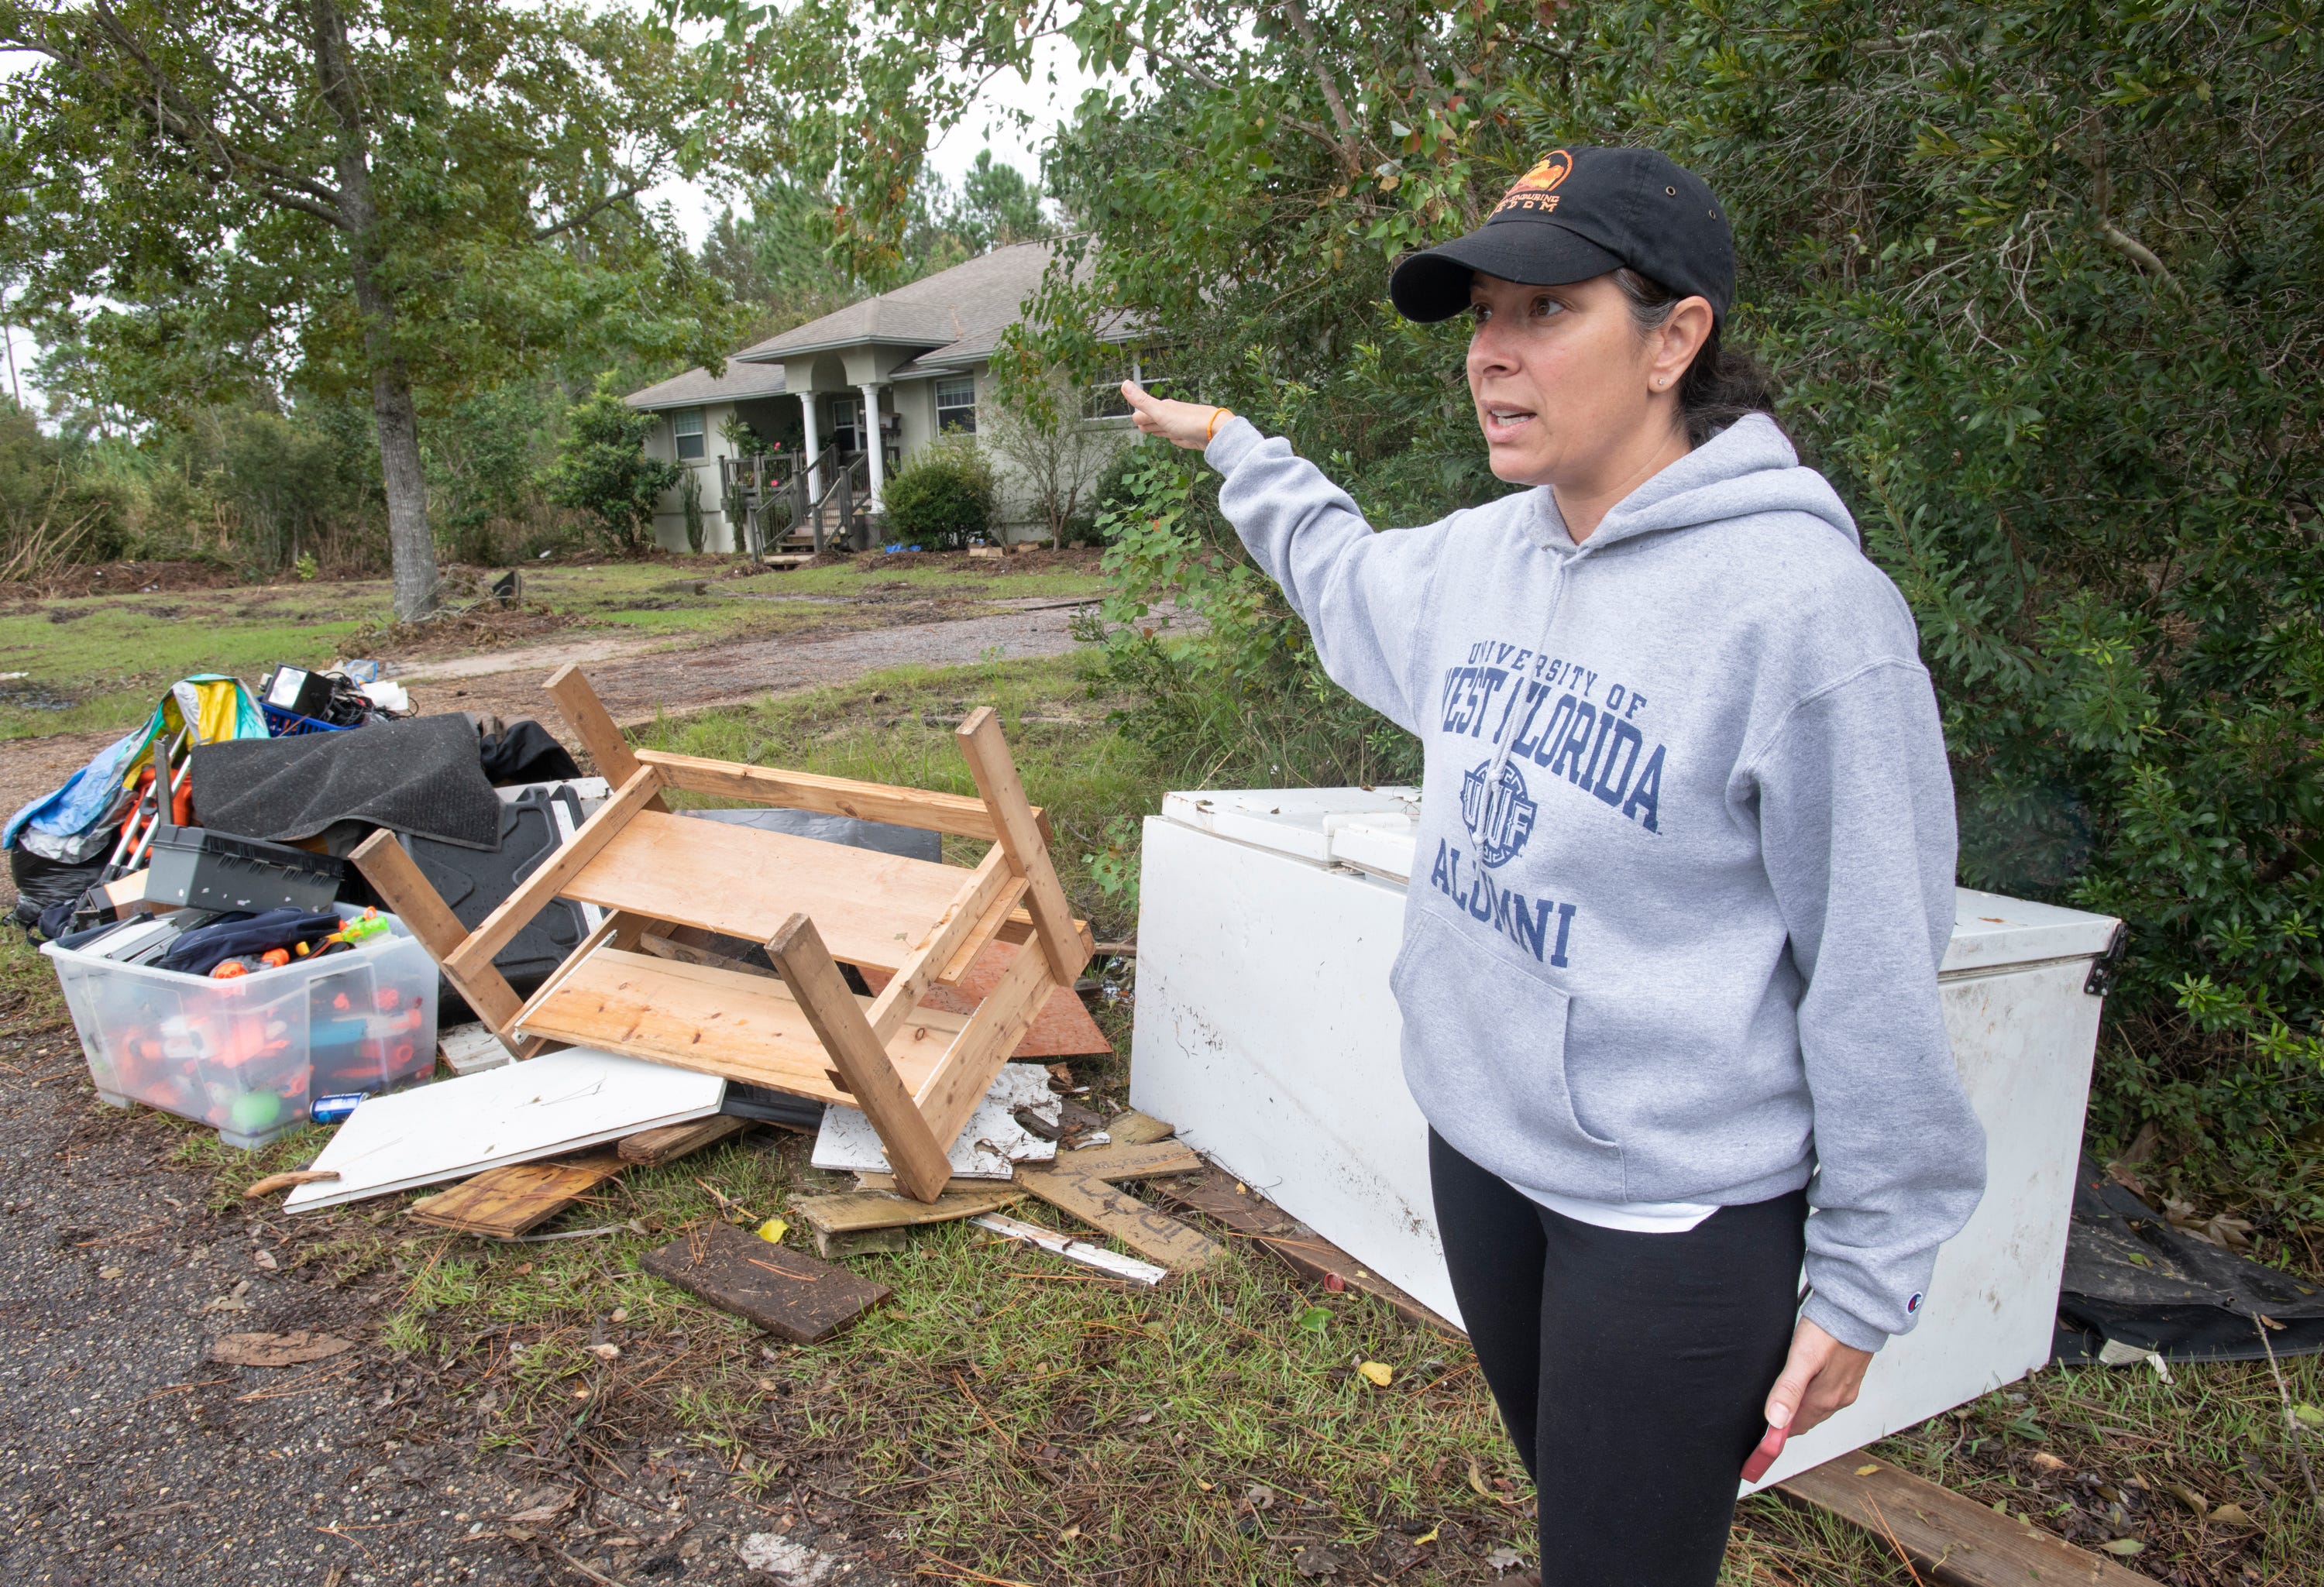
[1119,380,1221,450]
[1765,1319,1873,1438]
[1762,1333,1822,1432]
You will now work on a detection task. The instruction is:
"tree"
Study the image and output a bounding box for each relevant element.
[546,376,680,553]
[0,0,765,620]
[982,375,1118,545]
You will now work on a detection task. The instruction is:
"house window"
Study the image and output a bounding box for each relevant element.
[935,376,977,435]
[672,409,706,460]
[1086,351,1170,418]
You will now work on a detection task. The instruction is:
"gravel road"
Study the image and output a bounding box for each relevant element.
[0,1032,908,1587]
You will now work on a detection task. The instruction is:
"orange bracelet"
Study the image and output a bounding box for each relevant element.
[1205,407,1235,443]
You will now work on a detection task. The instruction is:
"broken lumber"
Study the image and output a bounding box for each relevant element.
[1103,1110,1177,1146]
[1012,1166,1224,1273]
[618,1115,749,1167]
[971,1212,1167,1286]
[1150,1166,1457,1332]
[410,1152,627,1239]
[1775,1456,2158,1586]
[792,1183,1023,1259]
[1050,1138,1202,1183]
[640,1222,890,1343]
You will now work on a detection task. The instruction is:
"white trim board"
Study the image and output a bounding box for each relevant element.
[284,1049,725,1212]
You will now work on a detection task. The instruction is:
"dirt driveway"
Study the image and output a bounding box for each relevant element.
[0,596,1117,912]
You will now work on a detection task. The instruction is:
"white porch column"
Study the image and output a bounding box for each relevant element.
[799,390,823,499]
[859,382,885,513]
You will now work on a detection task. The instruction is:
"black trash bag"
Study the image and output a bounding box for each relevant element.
[478,719,581,787]
[9,846,109,939]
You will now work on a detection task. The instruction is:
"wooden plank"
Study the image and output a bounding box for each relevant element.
[514,946,962,1103]
[617,1115,749,1167]
[1013,1167,1226,1273]
[971,1212,1167,1286]
[937,874,1030,984]
[1105,1110,1178,1147]
[954,708,1090,985]
[864,844,1013,1044]
[408,1152,626,1239]
[1149,1166,1457,1332]
[1776,1457,2160,1587]
[813,1226,912,1258]
[912,937,1055,1151]
[768,913,954,1204]
[545,665,662,807]
[639,1222,889,1345]
[1051,1139,1202,1183]
[555,808,964,975]
[636,749,1002,840]
[445,764,664,982]
[792,1183,1022,1239]
[350,827,547,1059]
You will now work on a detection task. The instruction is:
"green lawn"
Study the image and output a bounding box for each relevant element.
[0,555,1106,740]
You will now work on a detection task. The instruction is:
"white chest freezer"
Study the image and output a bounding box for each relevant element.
[1129,787,2119,1489]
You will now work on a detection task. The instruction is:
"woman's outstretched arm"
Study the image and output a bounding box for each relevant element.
[1120,380,1446,733]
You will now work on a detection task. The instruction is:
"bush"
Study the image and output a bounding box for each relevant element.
[544,374,679,552]
[882,438,995,549]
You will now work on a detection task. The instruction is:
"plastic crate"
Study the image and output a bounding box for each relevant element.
[261,701,352,737]
[40,905,439,1149]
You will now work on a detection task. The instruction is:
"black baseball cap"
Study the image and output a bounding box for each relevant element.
[1388,146,1734,328]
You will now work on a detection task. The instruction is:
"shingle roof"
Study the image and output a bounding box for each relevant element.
[623,361,789,411]
[733,242,1059,362]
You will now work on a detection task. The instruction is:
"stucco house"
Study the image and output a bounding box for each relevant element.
[624,242,1142,553]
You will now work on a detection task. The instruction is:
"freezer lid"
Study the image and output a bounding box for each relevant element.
[1160,786,2121,974]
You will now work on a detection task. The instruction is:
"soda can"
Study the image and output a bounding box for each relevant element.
[310,1092,367,1125]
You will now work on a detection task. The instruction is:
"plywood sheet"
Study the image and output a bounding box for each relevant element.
[640,1222,889,1344]
[284,1049,724,1212]
[559,809,964,974]
[1013,1168,1225,1273]
[516,948,964,1103]
[618,1115,749,1166]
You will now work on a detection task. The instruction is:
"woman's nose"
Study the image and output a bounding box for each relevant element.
[1468,323,1518,380]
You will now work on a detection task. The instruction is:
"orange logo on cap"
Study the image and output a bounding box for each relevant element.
[1494,149,1573,217]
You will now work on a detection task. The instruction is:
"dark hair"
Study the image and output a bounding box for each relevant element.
[1611,269,1779,448]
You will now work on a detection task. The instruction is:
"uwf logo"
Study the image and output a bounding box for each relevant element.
[1459,758,1536,868]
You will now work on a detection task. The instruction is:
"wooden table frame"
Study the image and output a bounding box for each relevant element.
[350,666,1091,1204]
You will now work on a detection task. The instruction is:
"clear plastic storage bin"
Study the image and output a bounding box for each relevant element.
[42,905,438,1149]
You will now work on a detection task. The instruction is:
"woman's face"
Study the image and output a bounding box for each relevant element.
[1465,271,1699,490]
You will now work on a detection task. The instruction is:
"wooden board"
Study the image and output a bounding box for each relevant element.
[1150,1166,1457,1331]
[554,809,967,975]
[1012,1167,1226,1273]
[866,939,1114,1060]
[971,1212,1167,1286]
[636,748,1006,842]
[1104,1110,1178,1146]
[1050,1139,1203,1183]
[447,764,665,979]
[409,1152,626,1238]
[913,938,1057,1150]
[1776,1457,2160,1587]
[515,946,964,1104]
[792,1183,1023,1240]
[618,1115,749,1166]
[956,708,1089,984]
[639,1222,891,1344]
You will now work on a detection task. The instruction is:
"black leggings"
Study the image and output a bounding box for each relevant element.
[1429,1130,1807,1586]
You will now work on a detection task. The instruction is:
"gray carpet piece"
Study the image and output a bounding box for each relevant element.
[191,713,502,851]
[678,805,942,862]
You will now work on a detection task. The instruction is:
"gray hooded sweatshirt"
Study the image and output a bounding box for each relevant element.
[1203,411,1986,1352]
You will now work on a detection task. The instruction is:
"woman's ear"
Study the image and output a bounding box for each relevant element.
[1648,297,1717,393]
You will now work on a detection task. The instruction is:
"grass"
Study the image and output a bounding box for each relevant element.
[8,653,2321,1584]
[0,553,1105,740]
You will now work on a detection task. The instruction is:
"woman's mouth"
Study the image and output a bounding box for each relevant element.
[1481,405,1537,443]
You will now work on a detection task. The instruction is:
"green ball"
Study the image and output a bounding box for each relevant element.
[229,1091,282,1134]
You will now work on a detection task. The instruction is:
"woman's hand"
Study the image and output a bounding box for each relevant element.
[1122,380,1228,450]
[1763,1317,1874,1439]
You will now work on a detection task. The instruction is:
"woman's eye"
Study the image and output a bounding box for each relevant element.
[1469,303,1491,324]
[1530,296,1561,318]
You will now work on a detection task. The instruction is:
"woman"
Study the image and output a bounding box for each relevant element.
[1122,146,1986,1585]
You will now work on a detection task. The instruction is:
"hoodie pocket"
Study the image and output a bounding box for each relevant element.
[1389,904,1623,1185]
